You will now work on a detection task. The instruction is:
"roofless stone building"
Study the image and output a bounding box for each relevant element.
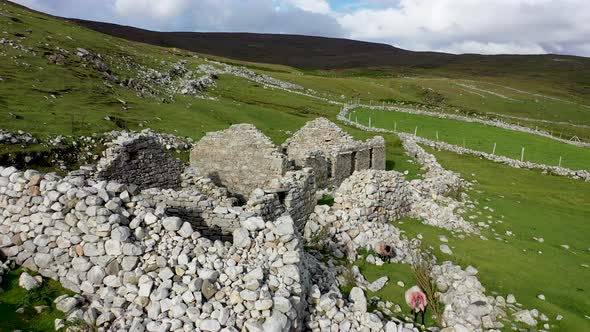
[189,124,288,200]
[189,118,386,198]
[283,117,386,187]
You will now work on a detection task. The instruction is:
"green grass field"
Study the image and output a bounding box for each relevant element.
[351,108,590,170]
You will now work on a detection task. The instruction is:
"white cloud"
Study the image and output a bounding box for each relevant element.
[441,41,546,55]
[285,0,331,14]
[337,0,590,56]
[114,0,189,18]
[9,0,590,57]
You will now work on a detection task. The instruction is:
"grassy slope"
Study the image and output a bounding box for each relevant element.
[396,148,590,332]
[351,108,590,170]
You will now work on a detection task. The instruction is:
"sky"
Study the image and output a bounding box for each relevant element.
[11,0,590,57]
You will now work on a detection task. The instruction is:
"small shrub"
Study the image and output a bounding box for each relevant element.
[410,250,444,327]
[306,225,330,252]
[317,194,334,206]
[16,284,53,309]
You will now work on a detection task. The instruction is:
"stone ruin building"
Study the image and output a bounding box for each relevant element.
[284,118,386,188]
[189,124,288,199]
[0,118,514,332]
[87,118,387,240]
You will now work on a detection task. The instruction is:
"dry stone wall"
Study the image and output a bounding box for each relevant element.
[96,133,185,190]
[276,169,317,232]
[190,124,288,199]
[140,188,241,242]
[334,170,412,223]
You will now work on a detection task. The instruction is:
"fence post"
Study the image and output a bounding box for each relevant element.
[394,121,397,132]
[436,131,439,141]
[463,138,465,148]
[492,142,496,155]
[521,147,525,162]
[369,117,372,128]
[559,156,562,167]
[414,126,418,136]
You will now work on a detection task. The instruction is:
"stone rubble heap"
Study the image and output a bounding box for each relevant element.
[0,165,312,331]
[179,75,217,96]
[0,163,435,332]
[104,129,194,152]
[0,129,37,145]
[433,263,506,331]
[304,170,415,263]
[400,134,478,233]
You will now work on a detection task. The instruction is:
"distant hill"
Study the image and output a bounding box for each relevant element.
[69,18,452,70]
[67,19,589,76]
[5,0,590,92]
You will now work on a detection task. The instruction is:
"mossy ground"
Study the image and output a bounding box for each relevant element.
[0,268,73,332]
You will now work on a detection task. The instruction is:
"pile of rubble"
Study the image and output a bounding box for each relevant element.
[337,105,477,233]
[304,170,415,263]
[400,134,478,233]
[0,165,310,331]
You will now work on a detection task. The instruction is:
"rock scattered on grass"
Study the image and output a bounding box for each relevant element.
[18,271,40,290]
[440,244,453,255]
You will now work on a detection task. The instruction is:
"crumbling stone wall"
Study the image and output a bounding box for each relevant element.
[141,188,241,242]
[190,124,287,199]
[284,118,386,187]
[96,134,185,190]
[243,168,315,231]
[301,150,330,188]
[245,188,285,222]
[0,166,310,331]
[333,170,412,223]
[281,169,316,232]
